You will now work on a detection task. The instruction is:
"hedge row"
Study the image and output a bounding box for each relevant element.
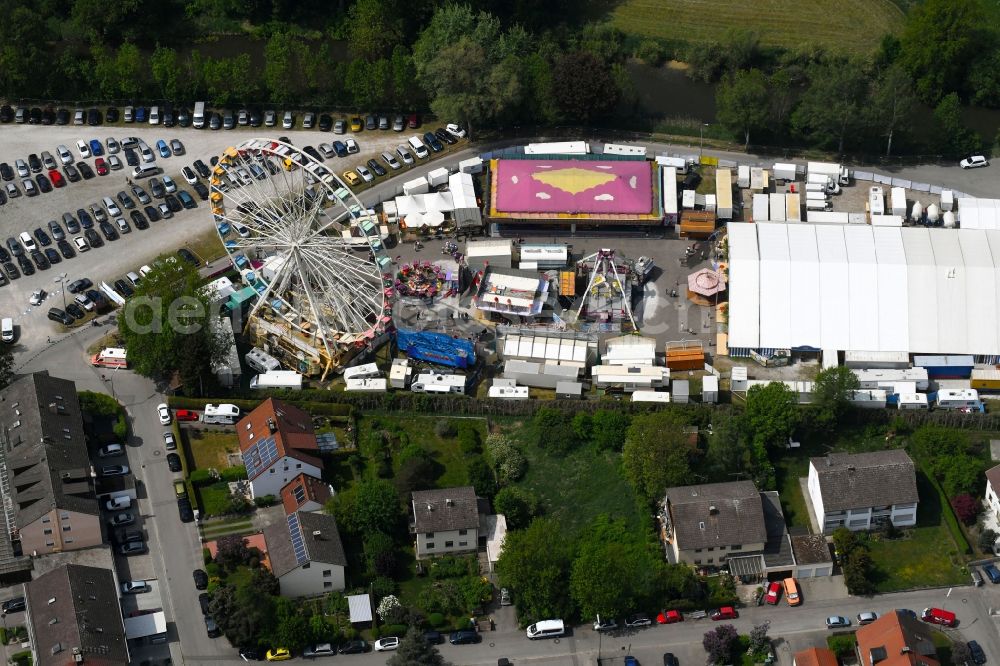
[917,461,972,555]
[190,466,247,486]
[166,396,352,417]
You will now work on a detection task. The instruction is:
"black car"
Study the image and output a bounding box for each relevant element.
[165,194,182,212]
[663,654,679,666]
[64,164,80,182]
[199,593,211,615]
[424,132,444,152]
[57,240,75,259]
[192,182,209,200]
[968,640,986,665]
[124,148,139,167]
[177,248,200,266]
[193,159,210,178]
[86,290,106,311]
[87,108,101,125]
[76,209,93,229]
[422,630,443,645]
[106,107,119,123]
[44,248,61,265]
[367,159,387,177]
[6,238,23,258]
[144,205,162,222]
[99,221,119,241]
[65,303,85,319]
[48,308,73,325]
[0,106,12,123]
[41,108,55,125]
[249,109,262,127]
[28,154,42,172]
[29,107,42,124]
[178,191,197,209]
[178,498,194,522]
[1,597,26,614]
[3,262,19,280]
[130,210,149,230]
[167,453,182,472]
[318,114,333,131]
[449,631,479,645]
[55,108,70,125]
[78,162,95,179]
[36,174,52,193]
[193,569,209,590]
[0,163,12,180]
[303,145,323,162]
[114,279,134,297]
[177,108,191,127]
[17,255,34,276]
[239,647,263,661]
[435,128,457,145]
[208,112,221,130]
[162,107,175,127]
[84,228,103,248]
[33,228,51,246]
[120,541,147,556]
[0,247,8,263]
[339,640,369,654]
[30,251,49,270]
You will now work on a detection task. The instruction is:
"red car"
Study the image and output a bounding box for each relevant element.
[711,607,738,621]
[656,609,683,624]
[764,581,781,605]
[95,157,108,175]
[175,409,199,422]
[407,113,419,129]
[48,169,65,188]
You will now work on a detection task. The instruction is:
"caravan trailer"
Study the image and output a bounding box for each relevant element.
[202,404,241,424]
[411,373,467,394]
[897,394,929,410]
[343,363,380,381]
[345,378,388,392]
[250,371,303,390]
[935,388,981,410]
[245,347,281,374]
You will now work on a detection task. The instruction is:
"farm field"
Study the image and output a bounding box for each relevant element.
[609,0,905,54]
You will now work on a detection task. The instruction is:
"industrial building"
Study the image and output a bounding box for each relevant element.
[727,222,1000,359]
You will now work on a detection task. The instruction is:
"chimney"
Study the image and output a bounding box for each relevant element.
[268,418,277,433]
[427,503,433,511]
[48,402,59,414]
[446,498,453,507]
[901,648,911,655]
[708,505,718,515]
[312,530,322,537]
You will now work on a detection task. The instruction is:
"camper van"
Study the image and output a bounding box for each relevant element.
[250,371,303,390]
[245,347,281,374]
[202,403,240,424]
[411,373,466,394]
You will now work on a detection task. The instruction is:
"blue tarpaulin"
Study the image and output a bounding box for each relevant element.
[396,328,476,369]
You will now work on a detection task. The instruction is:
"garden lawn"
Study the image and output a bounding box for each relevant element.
[197,482,232,517]
[517,442,643,536]
[609,0,904,54]
[187,431,241,471]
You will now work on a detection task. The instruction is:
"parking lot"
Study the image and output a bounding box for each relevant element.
[0,122,423,355]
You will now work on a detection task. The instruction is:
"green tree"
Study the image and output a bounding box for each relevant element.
[812,365,861,427]
[363,530,398,577]
[150,46,180,99]
[898,0,986,104]
[933,92,981,155]
[869,63,916,157]
[744,382,799,451]
[704,624,739,664]
[530,408,576,453]
[622,411,695,502]
[792,58,872,154]
[387,626,452,666]
[570,515,659,621]
[768,68,799,137]
[485,434,526,484]
[551,51,617,124]
[968,51,1000,108]
[941,457,985,498]
[271,597,311,651]
[716,68,770,149]
[264,32,297,105]
[353,479,400,534]
[493,486,540,529]
[348,0,403,61]
[389,45,420,107]
[496,518,575,622]
[591,410,630,451]
[0,346,15,390]
[520,52,559,125]
[118,256,226,390]
[467,456,497,499]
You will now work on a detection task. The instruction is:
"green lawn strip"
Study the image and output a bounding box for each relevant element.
[609,0,903,54]
[187,430,241,471]
[200,519,255,540]
[773,451,812,530]
[516,441,643,536]
[197,481,234,517]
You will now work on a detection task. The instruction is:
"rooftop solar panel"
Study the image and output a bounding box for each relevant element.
[287,512,308,565]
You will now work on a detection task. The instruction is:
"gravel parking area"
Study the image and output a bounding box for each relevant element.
[0,122,426,352]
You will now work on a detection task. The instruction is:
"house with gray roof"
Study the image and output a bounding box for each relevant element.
[411,487,480,559]
[0,373,101,583]
[25,563,129,666]
[807,450,918,534]
[661,481,769,570]
[262,510,346,597]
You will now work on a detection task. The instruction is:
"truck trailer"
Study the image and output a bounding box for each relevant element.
[807,161,850,186]
[772,162,797,182]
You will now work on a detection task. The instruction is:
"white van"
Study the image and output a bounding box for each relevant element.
[1,318,13,343]
[526,619,565,640]
[408,136,429,159]
[149,106,160,125]
[133,163,160,179]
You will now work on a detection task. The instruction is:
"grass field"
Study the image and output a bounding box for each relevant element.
[186,430,241,470]
[610,0,905,54]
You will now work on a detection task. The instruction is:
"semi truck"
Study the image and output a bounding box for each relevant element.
[807,161,850,186]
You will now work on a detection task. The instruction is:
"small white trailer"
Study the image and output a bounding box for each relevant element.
[344,362,380,381]
[891,186,907,216]
[772,162,797,182]
[868,186,885,216]
[346,378,388,392]
[897,394,929,410]
[203,403,241,424]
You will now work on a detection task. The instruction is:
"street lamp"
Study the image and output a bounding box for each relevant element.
[699,123,710,160]
[54,272,68,310]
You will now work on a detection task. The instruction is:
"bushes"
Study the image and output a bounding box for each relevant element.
[253,495,277,508]
[427,612,445,627]
[189,468,215,486]
[167,395,352,417]
[434,420,457,438]
[486,434,526,484]
[379,623,408,637]
[457,422,481,454]
[827,634,857,657]
[429,556,476,580]
[221,466,247,482]
[951,493,979,525]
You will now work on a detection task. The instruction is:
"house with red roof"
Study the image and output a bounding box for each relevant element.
[238,399,323,499]
[281,472,333,515]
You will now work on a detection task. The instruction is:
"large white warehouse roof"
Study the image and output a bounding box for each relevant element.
[727,222,1000,356]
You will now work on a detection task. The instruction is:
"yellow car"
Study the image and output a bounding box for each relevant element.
[349,117,363,132]
[266,648,291,661]
[342,171,361,187]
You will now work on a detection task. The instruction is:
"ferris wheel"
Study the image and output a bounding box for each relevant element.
[209,138,393,372]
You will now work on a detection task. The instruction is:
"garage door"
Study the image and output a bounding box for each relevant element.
[813,566,833,577]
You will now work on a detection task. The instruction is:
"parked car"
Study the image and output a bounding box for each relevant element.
[108,512,134,527]
[338,640,368,654]
[657,609,683,624]
[968,640,987,665]
[594,616,618,632]
[167,453,182,472]
[624,613,653,628]
[303,643,336,658]
[193,569,209,589]
[121,581,149,594]
[98,443,123,457]
[119,540,147,556]
[106,495,132,511]
[421,630,443,645]
[960,155,989,169]
[101,465,130,477]
[2,597,26,615]
[178,498,194,522]
[448,631,479,645]
[857,612,878,626]
[826,616,851,629]
[983,562,1000,584]
[711,607,738,621]
[374,637,399,652]
[175,409,199,421]
[157,403,172,425]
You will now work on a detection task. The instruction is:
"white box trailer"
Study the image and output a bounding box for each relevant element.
[631,390,671,403]
[250,371,303,390]
[806,210,848,223]
[749,167,768,192]
[871,214,904,227]
[345,378,388,392]
[897,393,929,410]
[935,388,980,409]
[891,187,907,216]
[941,189,954,212]
[488,384,529,399]
[655,155,688,174]
[806,199,831,212]
[807,161,849,185]
[806,190,829,202]
[769,193,786,222]
[603,143,646,157]
[661,166,679,224]
[869,186,885,215]
[427,167,449,187]
[344,362,380,381]
[737,165,750,188]
[459,157,483,174]
[850,389,887,409]
[715,168,733,220]
[854,368,929,391]
[786,192,801,222]
[403,176,430,195]
[772,162,797,182]
[752,193,769,222]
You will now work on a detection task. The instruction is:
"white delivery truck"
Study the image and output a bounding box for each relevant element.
[250,371,303,390]
[807,161,850,186]
[772,162,797,182]
[193,102,206,129]
[806,172,839,194]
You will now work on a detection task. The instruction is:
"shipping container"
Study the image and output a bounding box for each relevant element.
[913,355,975,379]
[769,193,786,222]
[785,193,801,222]
[971,367,1000,391]
[715,168,733,220]
[752,193,769,222]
